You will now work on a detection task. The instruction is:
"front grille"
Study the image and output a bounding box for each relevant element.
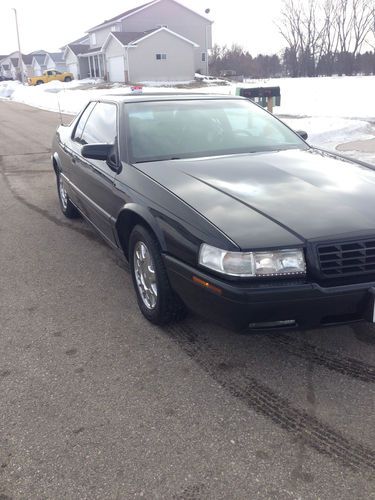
[317,239,375,277]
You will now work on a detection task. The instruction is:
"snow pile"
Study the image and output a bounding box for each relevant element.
[0,80,22,98]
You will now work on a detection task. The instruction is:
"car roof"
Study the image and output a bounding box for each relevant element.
[96,93,246,104]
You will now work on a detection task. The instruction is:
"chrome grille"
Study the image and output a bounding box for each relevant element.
[317,239,375,277]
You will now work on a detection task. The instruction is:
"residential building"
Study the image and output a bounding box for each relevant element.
[63,0,213,83]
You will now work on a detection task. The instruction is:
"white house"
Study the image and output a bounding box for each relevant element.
[63,0,213,83]
[44,52,67,72]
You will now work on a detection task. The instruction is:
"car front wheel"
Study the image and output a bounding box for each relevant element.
[129,225,186,325]
[56,172,80,218]
[64,76,72,82]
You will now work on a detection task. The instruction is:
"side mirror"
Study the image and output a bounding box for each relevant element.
[81,143,113,161]
[296,130,308,141]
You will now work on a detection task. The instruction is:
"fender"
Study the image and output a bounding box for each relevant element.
[115,203,168,258]
[52,152,62,174]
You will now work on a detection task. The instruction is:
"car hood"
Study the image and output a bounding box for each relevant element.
[135,148,375,250]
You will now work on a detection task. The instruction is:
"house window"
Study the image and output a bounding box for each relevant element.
[202,52,206,62]
[111,24,121,32]
[156,53,167,61]
[90,33,97,45]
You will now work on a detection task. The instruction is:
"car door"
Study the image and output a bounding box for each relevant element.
[73,101,119,245]
[64,101,97,212]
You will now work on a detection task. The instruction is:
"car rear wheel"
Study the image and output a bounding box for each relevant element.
[129,225,187,325]
[36,80,43,85]
[56,172,80,218]
[64,76,72,82]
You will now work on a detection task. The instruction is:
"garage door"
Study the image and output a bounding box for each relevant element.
[67,63,78,79]
[108,57,125,83]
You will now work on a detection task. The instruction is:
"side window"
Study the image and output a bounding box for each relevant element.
[80,103,117,145]
[47,70,53,76]
[72,102,96,142]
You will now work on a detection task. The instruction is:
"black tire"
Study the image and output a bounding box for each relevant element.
[56,171,80,219]
[36,80,44,85]
[129,225,187,325]
[64,76,72,82]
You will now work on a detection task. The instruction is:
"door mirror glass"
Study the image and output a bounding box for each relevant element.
[81,143,113,161]
[295,130,308,140]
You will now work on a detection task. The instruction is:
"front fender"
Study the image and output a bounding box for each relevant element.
[115,203,167,257]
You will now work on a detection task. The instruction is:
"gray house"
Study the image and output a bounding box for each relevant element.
[63,0,213,83]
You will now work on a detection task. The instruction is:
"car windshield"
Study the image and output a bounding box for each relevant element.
[126,99,307,163]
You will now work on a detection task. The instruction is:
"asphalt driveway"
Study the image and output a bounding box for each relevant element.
[0,100,375,499]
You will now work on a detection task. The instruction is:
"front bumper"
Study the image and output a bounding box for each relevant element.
[164,255,375,331]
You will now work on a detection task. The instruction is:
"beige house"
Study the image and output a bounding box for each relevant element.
[63,0,213,83]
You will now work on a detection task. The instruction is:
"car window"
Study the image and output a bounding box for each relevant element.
[72,102,96,143]
[80,102,117,145]
[126,100,307,163]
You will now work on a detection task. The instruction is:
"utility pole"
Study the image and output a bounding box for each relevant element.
[12,8,25,84]
[205,8,210,76]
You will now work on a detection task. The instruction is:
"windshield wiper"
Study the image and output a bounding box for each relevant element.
[135,157,181,163]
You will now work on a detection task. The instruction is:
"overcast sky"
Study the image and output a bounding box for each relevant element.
[0,0,285,56]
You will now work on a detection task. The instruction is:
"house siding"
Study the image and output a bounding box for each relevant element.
[104,36,129,82]
[120,0,211,73]
[127,30,194,82]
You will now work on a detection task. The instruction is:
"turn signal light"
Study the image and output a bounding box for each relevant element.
[192,276,222,295]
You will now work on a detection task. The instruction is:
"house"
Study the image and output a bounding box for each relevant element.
[0,52,23,79]
[63,0,213,83]
[44,52,67,72]
[0,50,53,79]
[32,54,47,76]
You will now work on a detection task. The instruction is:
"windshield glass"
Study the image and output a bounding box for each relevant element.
[126,99,307,163]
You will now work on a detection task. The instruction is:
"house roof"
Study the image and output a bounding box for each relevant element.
[87,0,212,33]
[104,27,199,50]
[22,54,33,65]
[47,52,65,62]
[67,44,90,56]
[88,1,154,32]
[32,54,46,65]
[10,58,19,67]
[111,29,159,45]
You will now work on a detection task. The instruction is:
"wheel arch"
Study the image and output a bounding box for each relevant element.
[52,153,61,176]
[115,204,167,260]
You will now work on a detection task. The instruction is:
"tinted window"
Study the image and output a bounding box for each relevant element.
[80,103,117,145]
[72,102,96,142]
[127,100,307,162]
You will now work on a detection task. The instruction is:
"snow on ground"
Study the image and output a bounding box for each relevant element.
[1,75,374,162]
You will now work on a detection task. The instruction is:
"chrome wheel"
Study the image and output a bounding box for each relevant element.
[133,241,158,310]
[59,177,68,210]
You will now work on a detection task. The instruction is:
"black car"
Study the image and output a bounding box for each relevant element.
[52,94,375,331]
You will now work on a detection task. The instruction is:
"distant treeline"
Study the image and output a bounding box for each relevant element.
[209,0,375,78]
[209,45,375,78]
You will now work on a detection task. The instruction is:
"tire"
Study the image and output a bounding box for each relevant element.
[56,171,80,219]
[64,76,72,82]
[36,80,44,85]
[129,225,187,325]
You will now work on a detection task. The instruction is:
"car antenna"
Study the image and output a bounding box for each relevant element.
[57,94,64,125]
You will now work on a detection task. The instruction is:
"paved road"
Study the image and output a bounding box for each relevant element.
[1,100,375,499]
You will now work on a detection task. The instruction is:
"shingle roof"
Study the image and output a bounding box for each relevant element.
[47,52,65,62]
[22,54,33,64]
[88,1,154,32]
[67,44,90,55]
[10,58,19,67]
[32,54,46,65]
[111,29,159,45]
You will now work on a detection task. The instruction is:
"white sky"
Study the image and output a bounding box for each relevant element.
[0,0,284,56]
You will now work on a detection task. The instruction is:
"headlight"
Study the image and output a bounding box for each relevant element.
[198,244,306,277]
